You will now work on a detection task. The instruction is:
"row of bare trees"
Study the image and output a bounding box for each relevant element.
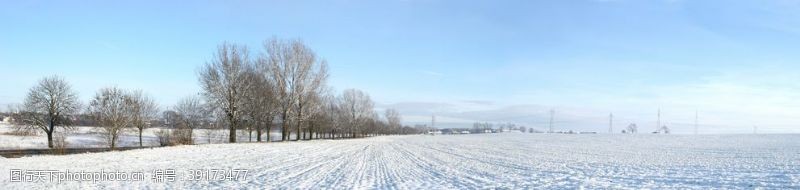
[199,38,416,143]
[9,37,420,149]
[11,77,160,149]
[11,76,219,149]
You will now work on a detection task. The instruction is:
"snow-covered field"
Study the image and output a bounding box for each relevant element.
[1,133,799,189]
[0,124,282,149]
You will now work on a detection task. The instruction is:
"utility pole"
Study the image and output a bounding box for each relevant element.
[549,109,555,133]
[694,110,699,135]
[753,126,757,134]
[609,113,613,134]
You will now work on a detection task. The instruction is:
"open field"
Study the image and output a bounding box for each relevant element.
[1,133,799,189]
[0,124,282,150]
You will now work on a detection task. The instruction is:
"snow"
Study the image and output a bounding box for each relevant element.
[0,124,284,149]
[1,133,799,189]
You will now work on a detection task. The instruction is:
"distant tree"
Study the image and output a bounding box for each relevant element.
[385,109,402,134]
[13,76,81,148]
[321,93,344,139]
[626,123,638,134]
[199,42,252,143]
[128,90,159,147]
[339,89,374,138]
[87,87,132,150]
[174,96,210,145]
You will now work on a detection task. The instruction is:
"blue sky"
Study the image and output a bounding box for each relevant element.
[2,0,800,133]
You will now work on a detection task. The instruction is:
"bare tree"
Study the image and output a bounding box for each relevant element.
[128,90,159,147]
[199,42,252,143]
[294,63,327,140]
[242,70,278,142]
[87,87,132,150]
[320,93,343,139]
[174,95,209,145]
[262,38,329,141]
[385,108,402,135]
[339,89,374,138]
[626,123,638,134]
[13,75,81,148]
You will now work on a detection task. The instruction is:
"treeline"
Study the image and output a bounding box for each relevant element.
[8,37,422,149]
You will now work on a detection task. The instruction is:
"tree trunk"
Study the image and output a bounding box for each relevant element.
[281,111,288,141]
[46,131,54,149]
[309,123,315,140]
[47,122,55,149]
[266,118,273,143]
[111,133,117,150]
[295,121,301,141]
[257,123,262,142]
[189,128,194,145]
[138,127,143,147]
[229,118,237,143]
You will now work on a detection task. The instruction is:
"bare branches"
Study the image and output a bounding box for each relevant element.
[340,89,375,138]
[385,109,402,134]
[261,38,329,141]
[128,90,159,147]
[194,38,409,142]
[175,95,210,144]
[87,86,132,150]
[199,42,252,143]
[14,75,81,148]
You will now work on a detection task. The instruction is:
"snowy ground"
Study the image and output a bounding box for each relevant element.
[1,133,799,189]
[0,124,283,149]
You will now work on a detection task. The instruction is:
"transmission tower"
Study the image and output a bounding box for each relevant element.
[549,109,555,133]
[656,108,661,132]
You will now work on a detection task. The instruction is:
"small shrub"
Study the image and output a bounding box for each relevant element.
[172,128,193,145]
[155,129,173,146]
[50,134,68,155]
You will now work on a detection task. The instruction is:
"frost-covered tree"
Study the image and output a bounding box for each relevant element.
[128,90,159,147]
[240,69,279,142]
[199,42,252,143]
[14,75,81,148]
[385,108,402,134]
[262,38,329,141]
[175,95,210,144]
[339,89,374,138]
[88,87,133,149]
[320,93,344,139]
